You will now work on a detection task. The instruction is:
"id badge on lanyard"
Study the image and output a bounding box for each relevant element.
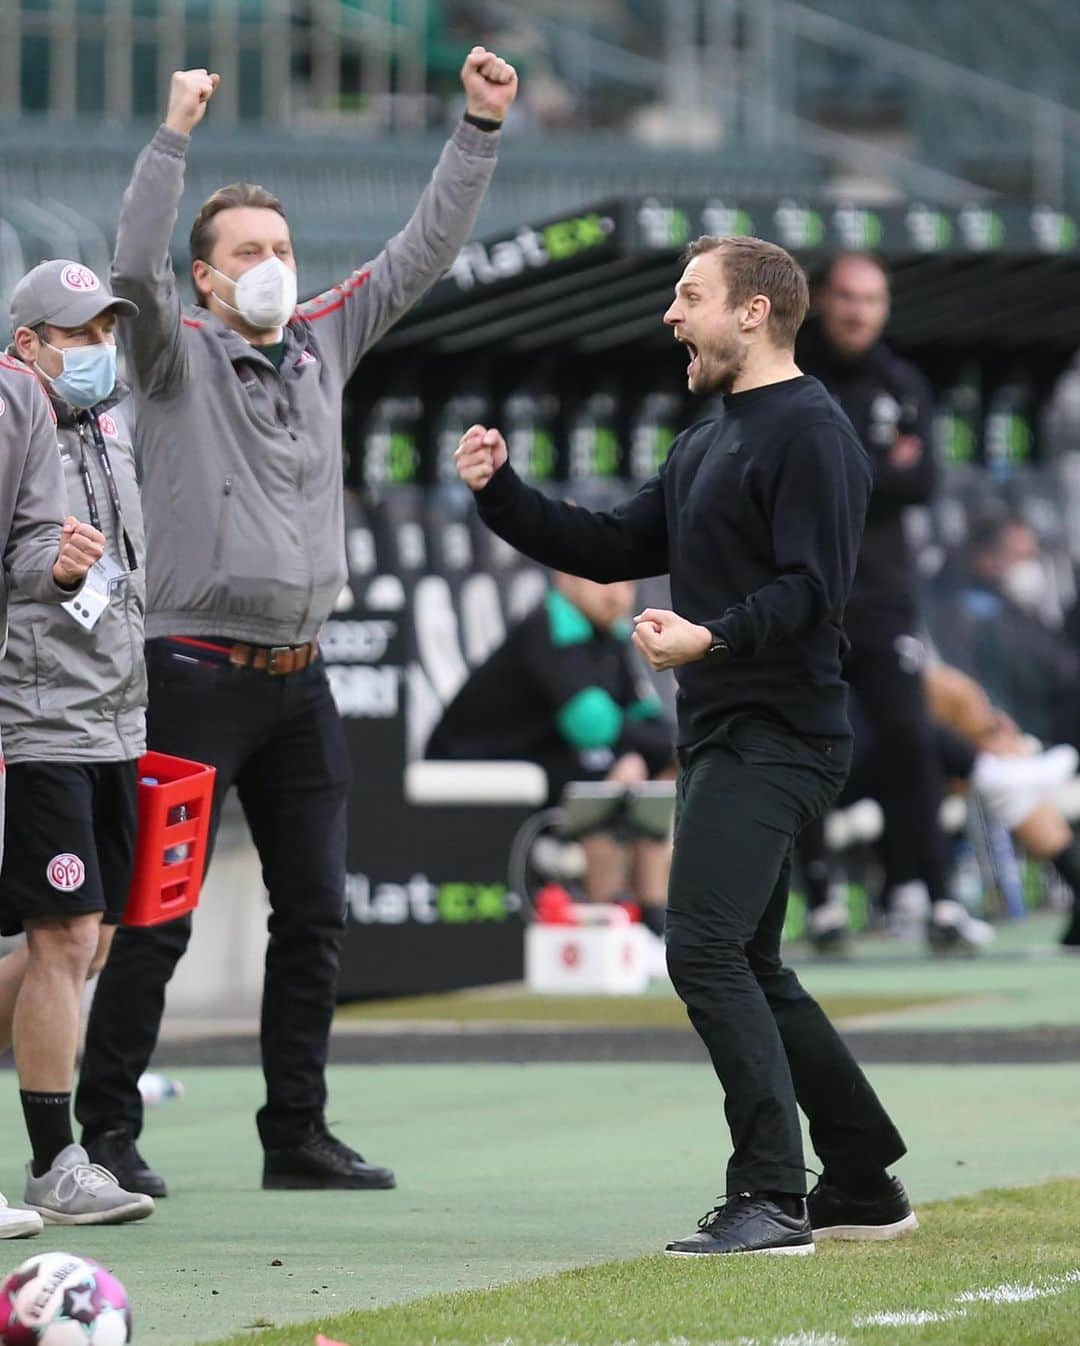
[62,416,136,630]
[61,555,131,631]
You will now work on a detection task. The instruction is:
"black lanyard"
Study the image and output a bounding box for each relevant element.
[76,412,138,573]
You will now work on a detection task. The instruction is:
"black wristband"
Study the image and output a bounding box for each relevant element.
[464,112,503,133]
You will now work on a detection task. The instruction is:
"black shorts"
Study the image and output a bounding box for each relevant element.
[0,761,138,937]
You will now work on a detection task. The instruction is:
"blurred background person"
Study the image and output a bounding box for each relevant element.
[426,573,674,932]
[798,253,984,951]
[938,514,1080,751]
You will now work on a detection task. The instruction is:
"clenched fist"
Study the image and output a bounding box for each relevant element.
[165,68,220,136]
[632,608,712,672]
[53,517,105,589]
[455,424,508,492]
[461,46,518,123]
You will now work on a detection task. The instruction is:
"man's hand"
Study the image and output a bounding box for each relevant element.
[455,424,508,492]
[608,752,649,786]
[889,434,923,469]
[633,608,712,672]
[53,518,105,589]
[461,46,518,123]
[165,68,220,135]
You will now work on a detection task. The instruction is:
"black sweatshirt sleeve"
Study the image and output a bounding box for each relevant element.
[706,421,871,657]
[475,462,669,582]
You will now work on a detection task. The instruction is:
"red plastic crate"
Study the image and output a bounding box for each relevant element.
[123,750,217,928]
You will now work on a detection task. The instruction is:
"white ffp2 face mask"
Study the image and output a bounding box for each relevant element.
[208,255,298,330]
[1001,557,1045,613]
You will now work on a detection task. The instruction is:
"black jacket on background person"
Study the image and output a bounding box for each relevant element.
[798,321,935,637]
[426,588,673,804]
[473,375,872,746]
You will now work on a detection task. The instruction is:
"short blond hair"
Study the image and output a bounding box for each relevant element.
[683,235,810,347]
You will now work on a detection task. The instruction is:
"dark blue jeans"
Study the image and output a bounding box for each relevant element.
[665,713,906,1197]
[76,640,350,1151]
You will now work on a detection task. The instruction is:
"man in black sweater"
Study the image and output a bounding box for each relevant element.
[455,236,913,1257]
[798,253,991,952]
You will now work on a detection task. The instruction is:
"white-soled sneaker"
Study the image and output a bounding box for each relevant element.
[0,1192,42,1239]
[24,1144,154,1225]
[928,899,995,954]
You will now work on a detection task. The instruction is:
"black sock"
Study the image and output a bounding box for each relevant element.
[20,1091,74,1178]
[1051,838,1080,897]
[822,1162,892,1198]
[639,904,666,937]
[764,1191,806,1218]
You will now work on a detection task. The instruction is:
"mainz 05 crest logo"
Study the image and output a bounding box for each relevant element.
[46,853,86,892]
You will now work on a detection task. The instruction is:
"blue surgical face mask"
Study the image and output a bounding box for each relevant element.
[39,340,117,409]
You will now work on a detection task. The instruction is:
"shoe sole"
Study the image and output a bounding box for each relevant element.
[262,1174,396,1191]
[814,1212,919,1241]
[28,1198,155,1226]
[0,1217,43,1239]
[664,1242,815,1258]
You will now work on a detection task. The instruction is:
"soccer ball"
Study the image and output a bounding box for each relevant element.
[0,1253,130,1346]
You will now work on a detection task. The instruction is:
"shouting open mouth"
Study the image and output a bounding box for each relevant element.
[677,334,699,379]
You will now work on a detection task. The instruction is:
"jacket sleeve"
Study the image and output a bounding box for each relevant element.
[707,423,871,657]
[296,120,499,379]
[868,365,935,506]
[475,465,669,583]
[6,380,73,604]
[111,125,190,396]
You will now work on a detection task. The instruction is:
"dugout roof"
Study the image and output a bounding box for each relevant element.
[373,197,1080,358]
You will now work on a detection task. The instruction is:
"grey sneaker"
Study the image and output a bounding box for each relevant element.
[24,1144,155,1225]
[0,1191,42,1239]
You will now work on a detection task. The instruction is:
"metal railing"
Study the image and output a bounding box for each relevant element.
[0,0,430,129]
[2,0,1078,204]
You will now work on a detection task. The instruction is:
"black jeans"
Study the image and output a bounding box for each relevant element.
[664,713,906,1197]
[76,641,350,1150]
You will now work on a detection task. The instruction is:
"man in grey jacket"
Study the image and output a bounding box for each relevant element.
[0,352,106,1237]
[77,51,517,1194]
[0,261,154,1227]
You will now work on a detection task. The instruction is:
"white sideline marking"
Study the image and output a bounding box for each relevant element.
[852,1268,1080,1332]
[957,1281,1052,1304]
[774,1334,849,1346]
[854,1310,963,1327]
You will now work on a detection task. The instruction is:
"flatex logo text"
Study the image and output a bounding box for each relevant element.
[449,213,614,291]
[346,872,522,924]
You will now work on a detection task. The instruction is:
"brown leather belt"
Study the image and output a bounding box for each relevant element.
[229,640,318,676]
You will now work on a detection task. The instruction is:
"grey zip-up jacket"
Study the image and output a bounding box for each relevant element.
[0,358,83,864]
[0,379,147,764]
[113,120,500,645]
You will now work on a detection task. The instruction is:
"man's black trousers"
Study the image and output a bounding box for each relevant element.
[76,640,350,1151]
[664,713,906,1196]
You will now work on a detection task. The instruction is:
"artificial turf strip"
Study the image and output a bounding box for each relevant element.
[334,989,955,1027]
[205,1180,1080,1346]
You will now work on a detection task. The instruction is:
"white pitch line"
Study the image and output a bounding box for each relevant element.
[850,1268,1080,1333]
[853,1310,963,1328]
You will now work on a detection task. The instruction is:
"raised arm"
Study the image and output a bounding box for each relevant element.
[457,425,669,583]
[111,70,218,394]
[296,48,516,377]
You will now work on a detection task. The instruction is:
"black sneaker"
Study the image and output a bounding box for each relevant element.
[83,1129,168,1199]
[262,1124,396,1191]
[665,1193,814,1257]
[808,1175,918,1241]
